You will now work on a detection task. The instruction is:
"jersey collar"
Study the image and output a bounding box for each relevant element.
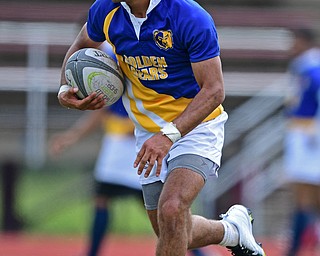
[121,0,161,17]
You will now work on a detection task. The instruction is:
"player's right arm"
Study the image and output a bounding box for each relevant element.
[58,23,105,111]
[49,108,106,157]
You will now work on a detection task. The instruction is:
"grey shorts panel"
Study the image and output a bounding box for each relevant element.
[142,154,215,210]
[142,181,163,210]
[167,154,215,182]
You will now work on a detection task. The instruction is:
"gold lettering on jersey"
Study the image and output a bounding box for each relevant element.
[127,56,137,68]
[123,55,168,81]
[141,56,152,67]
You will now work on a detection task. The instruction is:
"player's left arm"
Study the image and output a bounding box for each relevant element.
[173,56,225,135]
[135,56,225,177]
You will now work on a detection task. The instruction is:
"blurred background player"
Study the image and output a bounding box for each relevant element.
[50,42,210,256]
[1,160,24,232]
[50,99,143,256]
[283,28,320,255]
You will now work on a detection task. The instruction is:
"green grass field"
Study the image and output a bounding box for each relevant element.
[5,166,153,236]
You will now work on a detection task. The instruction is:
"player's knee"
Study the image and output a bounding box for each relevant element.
[158,198,184,222]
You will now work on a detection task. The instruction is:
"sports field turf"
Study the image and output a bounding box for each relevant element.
[1,167,320,255]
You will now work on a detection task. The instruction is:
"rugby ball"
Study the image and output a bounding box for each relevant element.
[65,48,124,106]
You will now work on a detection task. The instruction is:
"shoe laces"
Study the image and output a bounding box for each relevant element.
[220,207,254,224]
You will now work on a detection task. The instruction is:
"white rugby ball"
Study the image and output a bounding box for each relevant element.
[65,48,124,106]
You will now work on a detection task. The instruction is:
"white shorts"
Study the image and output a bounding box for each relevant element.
[94,134,141,190]
[135,111,228,185]
[283,128,320,185]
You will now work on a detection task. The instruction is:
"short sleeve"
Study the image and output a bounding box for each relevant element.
[179,8,220,62]
[87,0,108,42]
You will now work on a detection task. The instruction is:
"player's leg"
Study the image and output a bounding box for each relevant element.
[284,128,320,254]
[147,210,224,256]
[146,182,265,256]
[87,182,119,256]
[144,156,265,256]
[287,183,319,255]
[144,116,265,255]
[88,183,143,256]
[156,167,224,256]
[88,195,110,256]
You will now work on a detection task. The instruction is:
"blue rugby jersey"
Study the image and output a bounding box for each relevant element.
[87,0,223,132]
[287,49,320,118]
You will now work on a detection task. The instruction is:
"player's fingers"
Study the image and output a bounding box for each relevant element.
[77,93,105,110]
[134,148,144,167]
[85,99,106,110]
[144,156,156,178]
[137,158,149,176]
[81,92,98,105]
[134,147,145,171]
[155,157,162,177]
[90,94,106,105]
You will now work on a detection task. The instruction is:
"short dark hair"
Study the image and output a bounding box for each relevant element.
[292,28,317,43]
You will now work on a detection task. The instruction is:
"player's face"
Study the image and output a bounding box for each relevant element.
[289,37,308,58]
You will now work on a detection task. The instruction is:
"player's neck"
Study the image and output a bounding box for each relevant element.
[126,0,150,18]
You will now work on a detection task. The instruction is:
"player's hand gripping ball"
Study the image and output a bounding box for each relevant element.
[65,48,125,106]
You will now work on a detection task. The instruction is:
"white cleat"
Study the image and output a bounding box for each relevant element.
[220,205,266,256]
